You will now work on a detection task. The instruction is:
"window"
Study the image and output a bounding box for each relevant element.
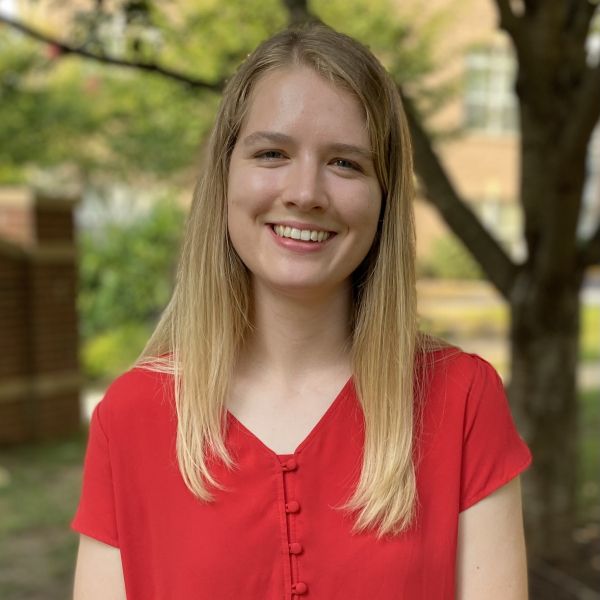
[464,44,518,134]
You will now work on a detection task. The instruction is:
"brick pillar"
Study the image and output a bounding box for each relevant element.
[0,240,32,441]
[0,187,82,444]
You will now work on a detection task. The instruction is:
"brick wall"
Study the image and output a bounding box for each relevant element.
[0,187,81,445]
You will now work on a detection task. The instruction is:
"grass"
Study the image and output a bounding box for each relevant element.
[0,432,86,600]
[581,306,600,362]
[578,387,600,522]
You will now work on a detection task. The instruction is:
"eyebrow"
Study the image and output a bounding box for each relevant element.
[241,131,374,162]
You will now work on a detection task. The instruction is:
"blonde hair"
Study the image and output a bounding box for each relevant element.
[137,22,453,538]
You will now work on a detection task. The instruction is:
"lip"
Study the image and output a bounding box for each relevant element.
[267,220,337,234]
[266,224,335,253]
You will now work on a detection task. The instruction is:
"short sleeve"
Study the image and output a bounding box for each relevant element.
[71,399,119,547]
[459,355,532,511]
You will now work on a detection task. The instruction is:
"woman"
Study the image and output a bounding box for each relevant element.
[72,22,532,599]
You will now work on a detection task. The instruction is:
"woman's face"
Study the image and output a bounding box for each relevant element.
[227,66,381,299]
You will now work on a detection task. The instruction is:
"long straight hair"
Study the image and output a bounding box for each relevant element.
[137,22,453,538]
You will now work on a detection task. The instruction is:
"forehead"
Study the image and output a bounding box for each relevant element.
[240,66,369,143]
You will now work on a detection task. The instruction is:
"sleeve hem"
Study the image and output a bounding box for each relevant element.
[459,452,532,513]
[71,521,120,549]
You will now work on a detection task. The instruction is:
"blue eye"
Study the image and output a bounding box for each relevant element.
[257,150,285,160]
[333,158,360,171]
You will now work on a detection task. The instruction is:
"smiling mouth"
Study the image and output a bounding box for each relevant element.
[269,224,335,243]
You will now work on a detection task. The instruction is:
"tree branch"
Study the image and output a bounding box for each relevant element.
[493,0,521,37]
[0,6,525,295]
[568,0,598,43]
[282,0,317,25]
[523,0,541,16]
[0,13,224,92]
[401,92,518,299]
[578,220,600,267]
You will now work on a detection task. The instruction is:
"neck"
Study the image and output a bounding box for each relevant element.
[237,279,353,384]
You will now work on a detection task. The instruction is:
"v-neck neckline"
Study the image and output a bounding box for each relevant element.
[226,376,354,459]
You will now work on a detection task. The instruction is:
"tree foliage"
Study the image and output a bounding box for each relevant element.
[0,32,218,180]
[0,0,447,183]
[1,0,450,380]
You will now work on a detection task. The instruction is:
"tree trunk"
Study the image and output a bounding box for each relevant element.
[510,11,590,551]
[508,267,584,563]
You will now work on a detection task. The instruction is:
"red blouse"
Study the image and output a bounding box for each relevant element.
[71,348,532,599]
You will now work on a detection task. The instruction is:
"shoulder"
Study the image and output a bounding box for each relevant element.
[94,366,176,438]
[417,344,502,395]
[415,344,509,432]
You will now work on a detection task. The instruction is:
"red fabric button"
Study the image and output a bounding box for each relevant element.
[282,458,298,472]
[289,542,303,554]
[285,500,300,513]
[291,581,308,594]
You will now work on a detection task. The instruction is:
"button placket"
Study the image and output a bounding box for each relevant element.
[291,581,308,595]
[280,456,308,597]
[288,542,303,554]
[282,457,298,472]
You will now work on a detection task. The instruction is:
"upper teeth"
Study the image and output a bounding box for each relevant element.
[273,225,331,242]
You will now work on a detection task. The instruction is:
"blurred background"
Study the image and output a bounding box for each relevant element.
[0,0,599,598]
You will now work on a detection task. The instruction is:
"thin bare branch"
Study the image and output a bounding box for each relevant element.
[401,92,518,299]
[0,13,224,92]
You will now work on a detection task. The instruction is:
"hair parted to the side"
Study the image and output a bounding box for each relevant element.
[136,21,456,538]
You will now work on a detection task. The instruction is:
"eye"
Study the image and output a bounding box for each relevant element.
[255,150,286,160]
[332,158,361,171]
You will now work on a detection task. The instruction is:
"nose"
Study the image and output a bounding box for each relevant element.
[281,157,328,211]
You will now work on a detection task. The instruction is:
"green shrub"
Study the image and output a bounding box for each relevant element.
[78,196,184,340]
[78,196,184,381]
[81,322,153,382]
[418,235,484,280]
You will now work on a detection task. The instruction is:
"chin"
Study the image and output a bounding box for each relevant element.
[258,277,345,298]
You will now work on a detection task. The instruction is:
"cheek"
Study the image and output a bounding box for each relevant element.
[226,164,246,246]
[226,200,254,270]
[228,165,281,219]
[347,183,382,260]
[342,181,381,232]
[226,164,280,261]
